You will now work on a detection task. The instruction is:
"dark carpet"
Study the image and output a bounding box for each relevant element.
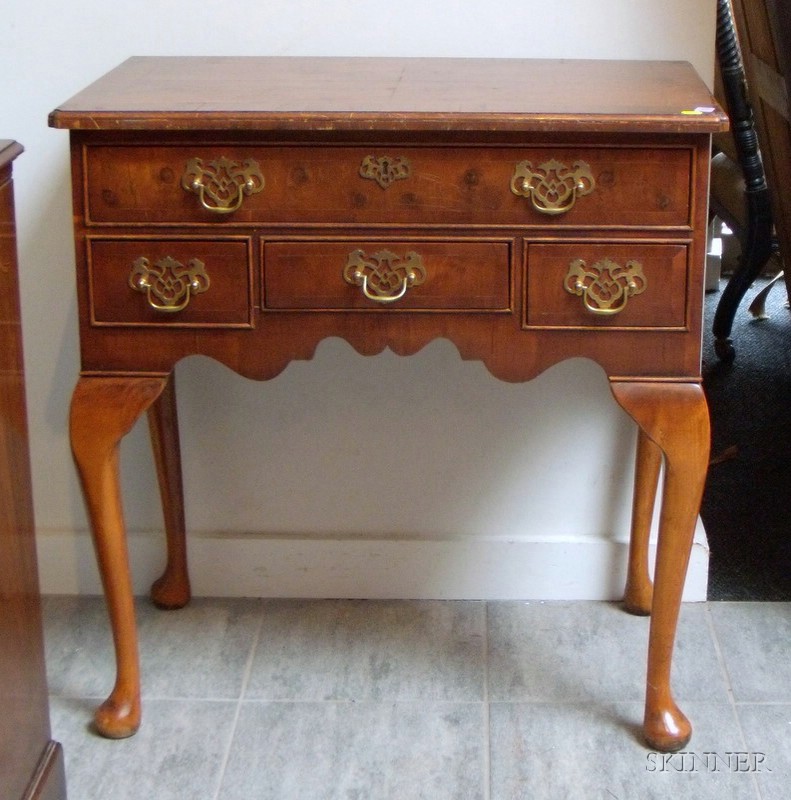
[702,275,791,600]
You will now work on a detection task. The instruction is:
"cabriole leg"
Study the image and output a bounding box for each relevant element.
[611,381,710,752]
[623,430,662,615]
[69,375,168,739]
[147,372,190,609]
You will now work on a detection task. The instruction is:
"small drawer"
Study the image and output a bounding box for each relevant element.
[84,144,691,228]
[87,237,253,327]
[524,242,688,329]
[263,239,512,311]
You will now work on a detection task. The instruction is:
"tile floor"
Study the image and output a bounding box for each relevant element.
[43,597,790,800]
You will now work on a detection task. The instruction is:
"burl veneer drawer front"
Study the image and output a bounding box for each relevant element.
[263,239,512,311]
[84,145,691,228]
[87,237,253,327]
[525,242,688,329]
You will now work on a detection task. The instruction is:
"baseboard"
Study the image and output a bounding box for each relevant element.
[37,520,708,601]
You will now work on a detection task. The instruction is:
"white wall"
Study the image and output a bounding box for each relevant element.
[0,1,716,599]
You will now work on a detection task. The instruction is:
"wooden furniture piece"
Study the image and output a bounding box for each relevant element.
[49,57,726,752]
[0,141,67,799]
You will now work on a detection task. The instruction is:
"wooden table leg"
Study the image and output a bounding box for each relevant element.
[611,381,710,752]
[147,373,191,610]
[70,375,168,739]
[623,430,662,616]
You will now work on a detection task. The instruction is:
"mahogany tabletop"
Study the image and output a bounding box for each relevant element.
[49,57,727,134]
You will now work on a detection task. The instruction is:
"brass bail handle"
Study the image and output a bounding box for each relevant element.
[343,249,427,305]
[511,158,595,215]
[194,183,246,214]
[353,270,414,303]
[182,156,265,214]
[129,256,210,313]
[564,257,647,316]
[580,284,632,315]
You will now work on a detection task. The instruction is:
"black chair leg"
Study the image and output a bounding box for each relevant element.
[712,207,774,362]
[711,0,776,362]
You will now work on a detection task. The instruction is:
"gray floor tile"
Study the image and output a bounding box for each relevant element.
[50,696,237,800]
[42,596,118,698]
[490,701,760,800]
[219,700,485,800]
[709,602,791,701]
[44,596,263,700]
[736,703,791,800]
[487,601,728,704]
[245,599,485,701]
[44,597,781,798]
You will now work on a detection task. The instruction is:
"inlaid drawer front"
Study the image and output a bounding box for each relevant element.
[524,242,688,329]
[84,145,691,227]
[263,239,512,311]
[87,237,253,327]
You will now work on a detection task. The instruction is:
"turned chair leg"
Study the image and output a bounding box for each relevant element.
[70,375,168,739]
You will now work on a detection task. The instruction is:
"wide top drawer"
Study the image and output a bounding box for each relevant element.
[82,144,692,228]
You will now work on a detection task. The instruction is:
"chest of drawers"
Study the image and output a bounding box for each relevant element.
[50,56,726,751]
[0,141,67,799]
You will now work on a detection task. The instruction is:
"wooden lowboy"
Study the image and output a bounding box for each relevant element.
[49,56,727,751]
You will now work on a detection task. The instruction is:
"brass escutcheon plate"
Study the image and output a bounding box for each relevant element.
[359,155,412,189]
